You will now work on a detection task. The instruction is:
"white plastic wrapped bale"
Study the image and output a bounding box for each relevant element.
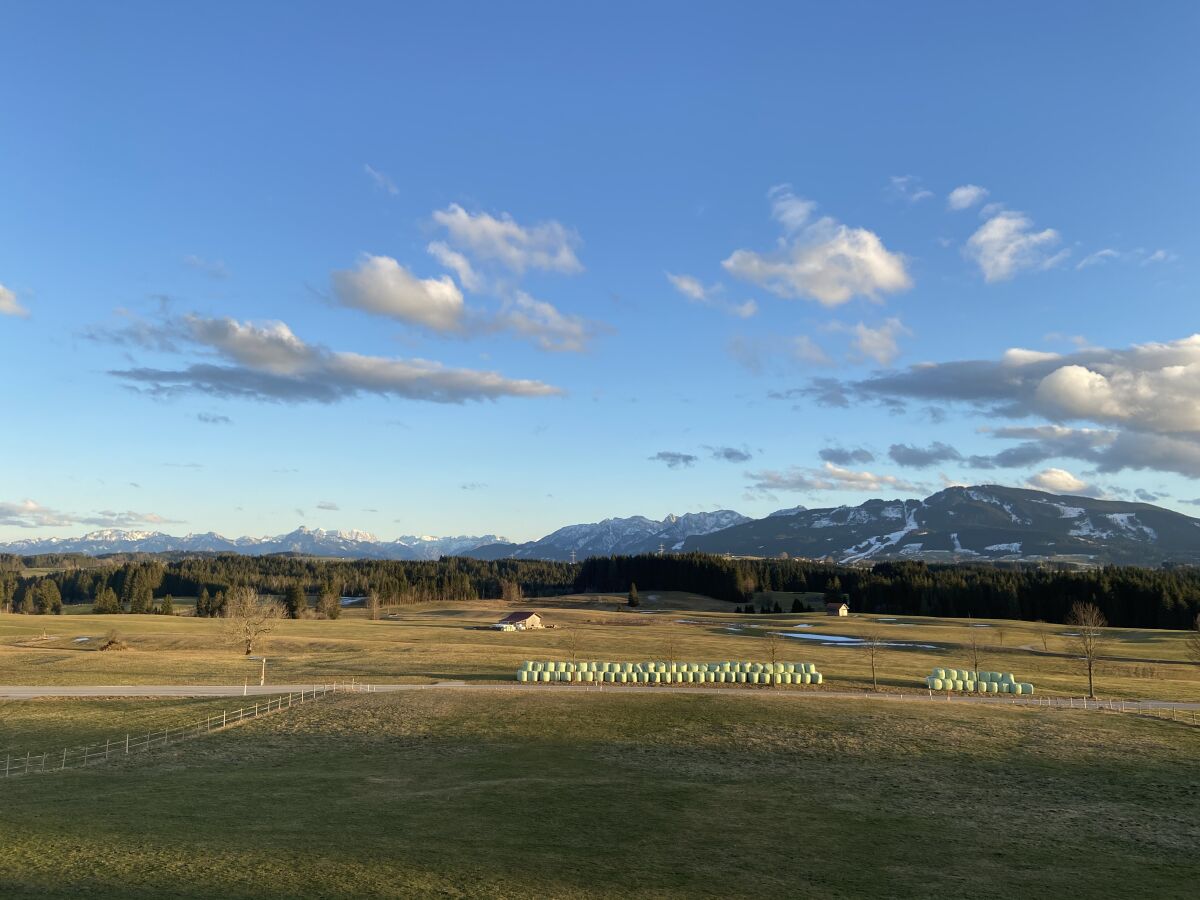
[1021,683,1034,695]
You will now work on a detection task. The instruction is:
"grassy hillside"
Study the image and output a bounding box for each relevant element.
[2,599,1199,700]
[0,690,1196,898]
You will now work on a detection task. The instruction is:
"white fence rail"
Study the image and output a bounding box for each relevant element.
[2,681,373,779]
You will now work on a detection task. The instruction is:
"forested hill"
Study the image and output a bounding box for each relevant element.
[3,551,1200,631]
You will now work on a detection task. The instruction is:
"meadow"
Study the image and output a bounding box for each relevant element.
[1,591,1198,700]
[0,689,1197,898]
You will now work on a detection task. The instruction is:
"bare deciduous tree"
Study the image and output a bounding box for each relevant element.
[968,633,982,672]
[1185,613,1200,666]
[663,632,681,666]
[221,587,283,655]
[562,626,582,663]
[1067,601,1107,699]
[862,628,885,691]
[367,589,382,621]
[764,630,781,677]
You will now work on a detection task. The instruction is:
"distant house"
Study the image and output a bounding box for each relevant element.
[497,611,543,630]
[826,601,849,617]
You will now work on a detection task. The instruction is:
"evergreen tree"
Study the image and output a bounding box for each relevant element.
[283,584,306,619]
[160,594,174,616]
[18,585,36,614]
[35,580,63,615]
[791,598,804,613]
[627,582,639,607]
[94,587,121,614]
[197,587,211,617]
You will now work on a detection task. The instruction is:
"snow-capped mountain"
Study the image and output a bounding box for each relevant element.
[0,526,505,561]
[463,510,752,561]
[682,486,1200,566]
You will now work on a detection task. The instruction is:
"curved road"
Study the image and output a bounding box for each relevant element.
[0,682,1197,711]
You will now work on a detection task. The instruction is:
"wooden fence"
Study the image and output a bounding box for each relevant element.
[2,681,374,779]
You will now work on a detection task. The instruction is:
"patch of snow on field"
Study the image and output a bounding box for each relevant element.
[899,543,924,555]
[775,632,937,649]
[968,623,992,627]
[880,505,903,519]
[1055,504,1085,519]
[810,516,836,528]
[840,502,921,563]
[966,489,1030,524]
[1070,517,1113,539]
[984,542,1022,553]
[72,637,90,643]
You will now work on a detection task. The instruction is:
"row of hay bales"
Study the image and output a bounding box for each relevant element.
[517,660,823,685]
[924,667,1034,695]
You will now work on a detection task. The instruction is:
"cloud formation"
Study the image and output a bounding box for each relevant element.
[834,317,911,365]
[666,273,757,318]
[947,184,989,211]
[1026,467,1095,496]
[888,441,963,468]
[746,462,924,494]
[965,210,1066,281]
[819,446,875,465]
[723,186,912,306]
[431,204,582,275]
[793,334,1200,478]
[708,446,753,463]
[650,451,698,469]
[888,175,933,204]
[183,255,229,278]
[331,255,465,332]
[0,499,179,529]
[109,314,562,405]
[0,283,29,318]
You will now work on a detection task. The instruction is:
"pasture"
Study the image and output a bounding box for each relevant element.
[0,689,1197,898]
[1,594,1198,700]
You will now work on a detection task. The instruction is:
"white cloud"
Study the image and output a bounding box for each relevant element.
[666,272,757,318]
[888,175,934,204]
[111,314,562,404]
[724,190,912,306]
[432,204,582,275]
[331,255,465,332]
[1026,467,1090,495]
[0,500,179,529]
[836,317,911,365]
[947,184,989,211]
[1077,247,1177,270]
[1076,248,1120,270]
[746,461,924,494]
[363,164,398,196]
[0,283,29,318]
[426,241,482,292]
[965,210,1066,282]
[768,184,818,232]
[497,292,595,353]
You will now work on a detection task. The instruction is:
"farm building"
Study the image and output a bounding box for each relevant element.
[825,601,849,617]
[496,611,544,630]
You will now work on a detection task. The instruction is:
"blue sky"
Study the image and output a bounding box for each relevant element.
[2,1,1198,542]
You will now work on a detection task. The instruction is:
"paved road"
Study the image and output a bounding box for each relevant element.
[1,682,1197,711]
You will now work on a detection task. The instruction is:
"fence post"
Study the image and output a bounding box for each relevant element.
[61,748,67,770]
[5,755,9,778]
[106,739,110,761]
[125,734,130,754]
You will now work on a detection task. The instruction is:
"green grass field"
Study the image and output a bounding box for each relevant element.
[2,595,1198,700]
[0,689,1196,898]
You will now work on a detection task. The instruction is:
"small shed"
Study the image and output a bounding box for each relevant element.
[825,601,849,617]
[498,611,543,630]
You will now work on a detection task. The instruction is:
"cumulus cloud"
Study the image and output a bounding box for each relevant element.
[746,462,924,494]
[0,283,29,318]
[1026,467,1094,496]
[331,255,465,332]
[431,204,582,275]
[109,314,562,405]
[965,210,1067,281]
[888,441,963,468]
[793,334,1200,478]
[947,184,989,211]
[363,163,398,196]
[833,317,912,365]
[1076,247,1176,270]
[723,186,912,306]
[819,446,875,465]
[316,501,340,511]
[666,273,757,318]
[650,451,698,469]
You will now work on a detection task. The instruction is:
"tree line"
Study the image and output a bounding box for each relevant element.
[575,554,1200,629]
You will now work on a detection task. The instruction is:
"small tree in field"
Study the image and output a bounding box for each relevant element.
[283,584,306,619]
[500,580,523,603]
[1067,601,1107,699]
[221,587,283,655]
[367,589,382,621]
[862,628,885,691]
[968,632,982,672]
[627,582,639,607]
[764,630,781,683]
[160,594,174,616]
[563,626,582,663]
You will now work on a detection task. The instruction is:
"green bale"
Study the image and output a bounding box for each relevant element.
[748,673,760,685]
[1012,683,1024,695]
[932,667,946,679]
[772,674,783,685]
[1022,683,1034,695]
[964,680,976,692]
[930,677,943,691]
[812,672,823,685]
[517,670,529,682]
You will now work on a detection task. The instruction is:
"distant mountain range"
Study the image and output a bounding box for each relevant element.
[683,486,1200,566]
[2,486,1197,566]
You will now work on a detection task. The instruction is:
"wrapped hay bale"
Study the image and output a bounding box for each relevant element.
[517,670,529,682]
[964,680,976,692]
[1012,683,1024,695]
[930,677,944,691]
[933,667,946,679]
[749,673,760,685]
[812,672,823,685]
[1021,683,1034,695]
